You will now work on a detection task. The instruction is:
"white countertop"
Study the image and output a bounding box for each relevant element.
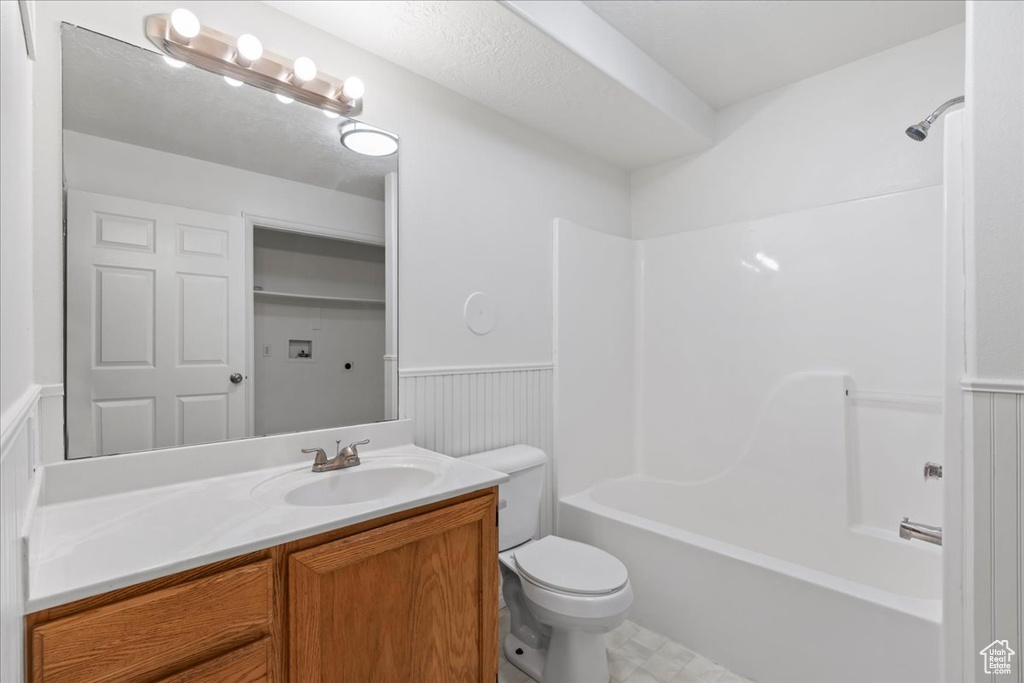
[26,443,506,612]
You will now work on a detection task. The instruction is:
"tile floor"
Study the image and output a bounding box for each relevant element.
[498,608,754,683]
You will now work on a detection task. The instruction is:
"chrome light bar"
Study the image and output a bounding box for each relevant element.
[145,12,363,117]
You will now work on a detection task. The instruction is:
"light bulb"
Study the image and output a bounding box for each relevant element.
[292,56,317,83]
[163,55,186,69]
[236,34,263,65]
[276,94,294,104]
[169,8,200,40]
[323,109,340,119]
[341,77,365,100]
[224,76,243,87]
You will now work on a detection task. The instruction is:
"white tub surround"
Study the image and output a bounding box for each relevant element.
[636,188,944,532]
[26,421,505,612]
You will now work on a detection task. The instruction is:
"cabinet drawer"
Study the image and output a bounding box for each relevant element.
[32,560,272,683]
[158,638,270,683]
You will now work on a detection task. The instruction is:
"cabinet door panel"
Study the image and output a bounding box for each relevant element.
[289,494,498,682]
[32,561,272,683]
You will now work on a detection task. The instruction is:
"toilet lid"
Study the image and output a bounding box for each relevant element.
[513,537,628,596]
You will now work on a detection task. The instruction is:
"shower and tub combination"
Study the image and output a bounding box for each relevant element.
[560,373,944,683]
[556,99,966,683]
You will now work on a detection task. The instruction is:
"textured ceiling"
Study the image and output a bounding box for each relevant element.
[583,0,966,109]
[264,0,712,169]
[62,26,396,200]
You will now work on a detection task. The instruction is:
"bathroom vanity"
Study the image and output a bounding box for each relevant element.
[23,436,505,683]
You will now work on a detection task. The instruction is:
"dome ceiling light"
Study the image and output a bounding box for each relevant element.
[339,121,399,157]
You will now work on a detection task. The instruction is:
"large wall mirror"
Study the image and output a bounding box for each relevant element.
[62,25,399,459]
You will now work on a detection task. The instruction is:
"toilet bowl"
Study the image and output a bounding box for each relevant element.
[462,446,633,683]
[501,536,633,682]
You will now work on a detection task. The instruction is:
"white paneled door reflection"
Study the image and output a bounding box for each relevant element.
[65,191,245,458]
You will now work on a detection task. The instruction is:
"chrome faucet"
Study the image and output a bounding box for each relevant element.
[899,517,942,546]
[302,439,370,473]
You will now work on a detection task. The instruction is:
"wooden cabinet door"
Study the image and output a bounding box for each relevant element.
[288,493,498,682]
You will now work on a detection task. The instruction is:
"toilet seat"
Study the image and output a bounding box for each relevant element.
[513,536,629,596]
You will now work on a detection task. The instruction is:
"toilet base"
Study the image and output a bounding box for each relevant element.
[503,629,611,683]
[542,627,610,683]
[504,633,545,681]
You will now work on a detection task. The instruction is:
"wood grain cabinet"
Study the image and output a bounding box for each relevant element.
[26,488,498,683]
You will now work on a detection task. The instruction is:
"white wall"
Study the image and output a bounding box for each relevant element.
[64,131,384,240]
[631,26,965,239]
[553,219,636,497]
[1,1,35,413]
[630,26,964,535]
[0,3,39,681]
[963,2,1024,680]
[964,1,1024,383]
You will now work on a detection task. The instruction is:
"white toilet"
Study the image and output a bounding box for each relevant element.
[464,446,633,683]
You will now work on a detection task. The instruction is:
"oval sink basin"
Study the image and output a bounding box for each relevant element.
[251,455,451,508]
[284,466,438,507]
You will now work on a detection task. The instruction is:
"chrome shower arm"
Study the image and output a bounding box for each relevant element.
[924,96,965,124]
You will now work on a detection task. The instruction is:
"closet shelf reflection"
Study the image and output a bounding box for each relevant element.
[253,289,385,306]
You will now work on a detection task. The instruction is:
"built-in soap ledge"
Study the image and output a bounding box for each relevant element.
[39,419,416,506]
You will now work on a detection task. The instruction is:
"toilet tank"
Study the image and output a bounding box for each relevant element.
[462,445,547,551]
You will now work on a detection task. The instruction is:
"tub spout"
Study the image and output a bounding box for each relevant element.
[899,517,942,546]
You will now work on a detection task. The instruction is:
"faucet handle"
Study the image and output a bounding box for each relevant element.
[339,438,370,459]
[302,447,329,466]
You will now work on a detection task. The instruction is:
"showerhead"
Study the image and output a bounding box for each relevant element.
[905,96,964,142]
[905,121,931,141]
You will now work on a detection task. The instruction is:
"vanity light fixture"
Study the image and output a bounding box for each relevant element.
[339,121,398,157]
[146,10,363,117]
[163,55,185,69]
[224,76,243,87]
[276,94,294,104]
[323,110,341,119]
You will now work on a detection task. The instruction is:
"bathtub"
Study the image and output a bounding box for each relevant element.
[559,476,942,683]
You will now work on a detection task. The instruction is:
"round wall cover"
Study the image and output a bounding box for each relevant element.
[464,292,495,335]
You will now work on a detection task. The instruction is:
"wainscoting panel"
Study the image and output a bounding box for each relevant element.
[1,385,41,683]
[399,365,554,535]
[970,387,1023,683]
